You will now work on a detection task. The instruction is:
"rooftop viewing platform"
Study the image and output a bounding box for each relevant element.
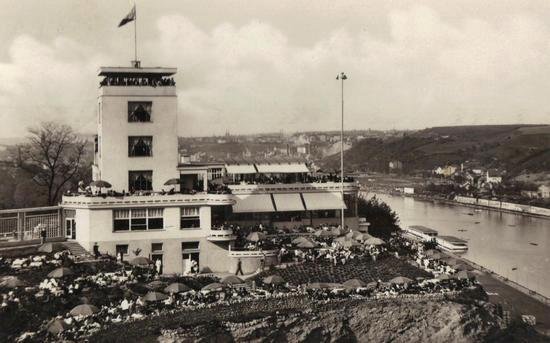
[61,192,234,209]
[98,66,177,76]
[98,65,177,91]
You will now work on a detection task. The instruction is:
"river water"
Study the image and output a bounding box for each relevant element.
[368,193,550,298]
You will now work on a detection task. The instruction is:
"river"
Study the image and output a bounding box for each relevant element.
[367,193,550,298]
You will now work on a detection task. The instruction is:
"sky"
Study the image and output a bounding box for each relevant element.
[1,0,550,138]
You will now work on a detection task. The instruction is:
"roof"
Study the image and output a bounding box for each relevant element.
[98,66,177,77]
[301,192,346,211]
[438,236,468,244]
[255,163,309,174]
[272,193,305,211]
[232,194,275,213]
[408,225,438,234]
[225,164,257,174]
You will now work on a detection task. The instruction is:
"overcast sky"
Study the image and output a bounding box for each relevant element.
[1,0,550,138]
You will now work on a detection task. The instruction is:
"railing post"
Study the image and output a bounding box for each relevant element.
[17,211,23,241]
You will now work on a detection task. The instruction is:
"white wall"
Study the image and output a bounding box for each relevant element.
[97,86,179,192]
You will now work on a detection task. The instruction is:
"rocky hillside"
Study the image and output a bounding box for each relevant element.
[322,125,550,176]
[155,298,505,343]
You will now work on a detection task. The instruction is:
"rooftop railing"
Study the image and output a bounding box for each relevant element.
[99,76,176,87]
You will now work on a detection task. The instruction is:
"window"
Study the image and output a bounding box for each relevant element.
[113,208,164,231]
[151,243,163,252]
[148,208,164,229]
[116,244,129,256]
[131,208,147,230]
[208,168,223,180]
[128,101,152,122]
[181,241,200,252]
[114,209,130,231]
[129,171,152,191]
[128,136,153,157]
[181,207,200,229]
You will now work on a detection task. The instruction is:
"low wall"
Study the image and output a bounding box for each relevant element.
[454,196,550,218]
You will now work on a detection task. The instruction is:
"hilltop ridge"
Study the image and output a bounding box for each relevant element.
[322,124,550,176]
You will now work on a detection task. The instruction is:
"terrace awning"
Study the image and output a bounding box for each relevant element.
[232,194,275,213]
[302,192,346,211]
[255,163,309,174]
[273,193,305,212]
[225,164,257,174]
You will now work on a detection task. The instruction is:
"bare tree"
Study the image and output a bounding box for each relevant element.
[15,121,87,206]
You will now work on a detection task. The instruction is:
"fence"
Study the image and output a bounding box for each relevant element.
[0,206,63,242]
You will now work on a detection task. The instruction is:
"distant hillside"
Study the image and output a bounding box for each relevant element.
[321,125,550,176]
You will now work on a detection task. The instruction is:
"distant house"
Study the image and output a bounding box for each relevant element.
[485,170,502,184]
[403,187,415,195]
[388,160,403,171]
[434,165,457,177]
[539,185,550,198]
[296,146,308,155]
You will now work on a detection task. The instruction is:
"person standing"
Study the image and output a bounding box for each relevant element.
[155,258,163,276]
[93,242,100,258]
[235,258,244,276]
[40,226,47,244]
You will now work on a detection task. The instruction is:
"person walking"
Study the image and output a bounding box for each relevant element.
[235,258,244,276]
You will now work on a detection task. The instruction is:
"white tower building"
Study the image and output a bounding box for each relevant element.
[93,66,179,192]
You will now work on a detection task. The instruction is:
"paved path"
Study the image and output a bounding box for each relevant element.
[476,271,550,336]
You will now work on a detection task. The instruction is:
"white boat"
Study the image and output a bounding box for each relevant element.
[404,225,438,242]
[436,235,468,252]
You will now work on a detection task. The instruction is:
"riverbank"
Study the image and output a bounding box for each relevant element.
[364,190,550,220]
[446,253,550,336]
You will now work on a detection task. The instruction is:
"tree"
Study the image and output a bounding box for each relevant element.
[357,196,399,239]
[14,122,87,206]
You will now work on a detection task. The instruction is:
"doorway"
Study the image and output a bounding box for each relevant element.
[65,218,76,240]
[182,252,199,275]
[152,254,163,274]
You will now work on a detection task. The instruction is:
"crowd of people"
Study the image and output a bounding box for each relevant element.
[99,76,176,87]
[227,173,355,186]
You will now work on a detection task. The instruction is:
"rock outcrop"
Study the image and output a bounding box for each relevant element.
[158,299,505,343]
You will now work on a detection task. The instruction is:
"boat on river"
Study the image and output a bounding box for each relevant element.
[404,225,438,242]
[436,235,469,253]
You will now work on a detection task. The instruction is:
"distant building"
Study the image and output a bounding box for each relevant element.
[388,160,403,171]
[539,185,550,198]
[434,165,457,177]
[403,187,415,195]
[485,170,502,184]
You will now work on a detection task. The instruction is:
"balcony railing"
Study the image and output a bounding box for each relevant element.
[61,192,234,208]
[227,181,359,194]
[207,229,236,241]
[227,248,278,258]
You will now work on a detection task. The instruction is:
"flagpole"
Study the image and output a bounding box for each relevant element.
[134,3,138,65]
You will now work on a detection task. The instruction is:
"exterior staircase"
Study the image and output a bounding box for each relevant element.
[62,241,93,259]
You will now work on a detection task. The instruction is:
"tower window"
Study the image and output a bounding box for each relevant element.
[128,136,152,157]
[128,101,152,122]
[129,170,153,191]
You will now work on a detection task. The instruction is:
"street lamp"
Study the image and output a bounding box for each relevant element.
[336,72,347,230]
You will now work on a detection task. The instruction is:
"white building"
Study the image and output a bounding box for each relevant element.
[59,61,360,275]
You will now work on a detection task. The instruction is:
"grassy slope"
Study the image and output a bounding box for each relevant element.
[322,125,550,175]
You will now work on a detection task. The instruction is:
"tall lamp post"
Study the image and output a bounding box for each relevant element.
[336,72,347,229]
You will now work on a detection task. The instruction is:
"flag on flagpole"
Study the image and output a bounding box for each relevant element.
[118,5,136,27]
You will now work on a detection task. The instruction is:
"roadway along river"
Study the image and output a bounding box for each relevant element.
[369,193,550,298]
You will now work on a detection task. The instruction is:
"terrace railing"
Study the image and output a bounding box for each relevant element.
[0,206,63,242]
[227,248,278,258]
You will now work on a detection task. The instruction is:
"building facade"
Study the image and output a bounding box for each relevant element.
[59,62,360,275]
